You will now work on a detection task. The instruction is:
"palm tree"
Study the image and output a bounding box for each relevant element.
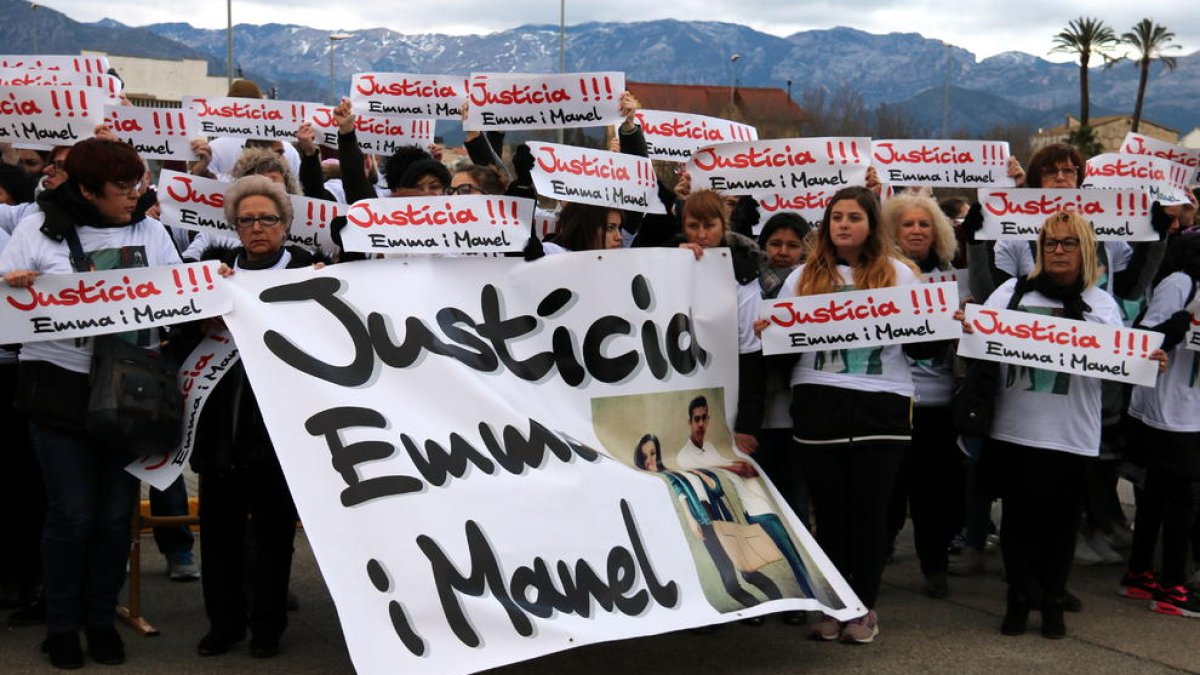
[1050,17,1118,127]
[1122,19,1180,132]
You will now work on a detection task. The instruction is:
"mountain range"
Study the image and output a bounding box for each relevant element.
[0,0,1195,138]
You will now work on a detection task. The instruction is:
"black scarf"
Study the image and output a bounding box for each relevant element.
[36,182,150,242]
[236,246,287,270]
[1022,275,1090,320]
[915,250,943,274]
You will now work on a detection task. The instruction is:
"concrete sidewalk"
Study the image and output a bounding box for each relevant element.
[1,519,1196,675]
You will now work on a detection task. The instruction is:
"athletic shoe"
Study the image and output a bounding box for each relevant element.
[167,551,201,581]
[1084,531,1123,565]
[1117,570,1160,600]
[1150,585,1200,618]
[808,614,841,641]
[840,610,879,644]
[1074,533,1103,565]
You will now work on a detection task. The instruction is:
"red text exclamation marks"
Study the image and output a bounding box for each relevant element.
[172,269,185,295]
[486,200,496,223]
[201,265,214,290]
[187,267,200,293]
[1116,192,1124,217]
[152,111,162,135]
[603,76,613,100]
[306,202,316,227]
[49,90,61,117]
[579,78,590,102]
[826,141,836,165]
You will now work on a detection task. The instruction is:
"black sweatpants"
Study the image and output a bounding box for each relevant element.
[908,405,965,576]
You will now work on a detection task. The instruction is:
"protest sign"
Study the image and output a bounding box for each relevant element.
[633,110,757,162]
[219,252,861,675]
[923,268,972,302]
[872,139,1014,187]
[0,69,122,103]
[125,329,240,490]
[1121,132,1200,184]
[339,195,533,254]
[534,210,559,240]
[156,170,342,252]
[753,189,840,225]
[1185,301,1200,352]
[104,105,198,161]
[464,72,625,131]
[527,141,666,214]
[958,304,1162,386]
[0,85,106,145]
[303,105,435,154]
[1083,153,1192,206]
[974,188,1157,241]
[685,138,871,196]
[760,282,960,355]
[183,96,315,143]
[0,261,230,344]
[0,55,110,75]
[350,73,467,120]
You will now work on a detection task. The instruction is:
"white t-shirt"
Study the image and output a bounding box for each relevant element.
[0,202,38,235]
[985,278,1124,456]
[674,439,772,516]
[994,239,1131,294]
[781,258,920,397]
[208,137,302,184]
[1128,272,1200,432]
[735,280,761,356]
[0,226,13,365]
[0,212,182,374]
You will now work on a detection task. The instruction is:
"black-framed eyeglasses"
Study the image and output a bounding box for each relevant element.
[445,184,483,196]
[1042,166,1078,178]
[235,214,283,230]
[1043,237,1081,252]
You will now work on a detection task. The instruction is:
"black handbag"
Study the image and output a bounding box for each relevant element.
[61,226,183,453]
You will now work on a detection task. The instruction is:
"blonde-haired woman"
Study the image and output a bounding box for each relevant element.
[973,211,1165,639]
[764,186,936,644]
[881,194,962,599]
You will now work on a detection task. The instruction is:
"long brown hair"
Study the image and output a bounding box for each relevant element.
[795,186,896,295]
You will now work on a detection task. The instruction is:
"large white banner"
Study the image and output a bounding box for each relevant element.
[220,252,861,675]
[339,195,533,254]
[156,170,342,252]
[527,141,666,214]
[957,304,1162,386]
[0,262,230,343]
[464,72,625,131]
[685,138,871,196]
[1121,132,1200,184]
[350,73,467,120]
[184,96,316,143]
[872,139,1014,187]
[974,188,1157,241]
[633,110,758,162]
[0,69,123,104]
[303,104,436,154]
[0,55,110,74]
[0,85,106,145]
[125,329,240,490]
[760,283,960,355]
[104,105,199,161]
[1083,153,1192,206]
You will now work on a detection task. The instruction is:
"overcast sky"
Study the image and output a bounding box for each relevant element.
[32,0,1196,63]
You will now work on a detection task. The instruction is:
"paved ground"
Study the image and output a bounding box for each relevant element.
[1,488,1197,674]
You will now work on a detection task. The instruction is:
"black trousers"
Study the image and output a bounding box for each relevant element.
[989,440,1085,601]
[1130,469,1200,587]
[0,363,44,593]
[795,442,905,608]
[199,452,298,641]
[908,406,965,575]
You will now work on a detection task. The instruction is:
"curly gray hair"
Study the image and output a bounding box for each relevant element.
[230,146,302,195]
[223,174,293,227]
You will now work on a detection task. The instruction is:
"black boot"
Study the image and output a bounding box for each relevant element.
[1041,596,1067,639]
[1000,592,1028,636]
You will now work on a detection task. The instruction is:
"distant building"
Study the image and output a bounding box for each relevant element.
[1182,127,1200,150]
[625,82,808,139]
[1030,114,1178,155]
[82,50,228,108]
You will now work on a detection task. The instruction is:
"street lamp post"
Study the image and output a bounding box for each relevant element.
[226,0,233,88]
[557,1,566,145]
[728,54,741,111]
[328,33,351,105]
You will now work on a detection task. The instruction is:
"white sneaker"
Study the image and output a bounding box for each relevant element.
[1085,531,1124,565]
[1074,532,1103,565]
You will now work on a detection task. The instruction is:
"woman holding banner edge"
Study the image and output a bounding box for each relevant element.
[755,185,941,644]
[965,211,1166,638]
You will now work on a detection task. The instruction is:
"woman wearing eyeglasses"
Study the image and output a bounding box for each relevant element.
[0,139,182,669]
[182,175,329,660]
[970,211,1166,639]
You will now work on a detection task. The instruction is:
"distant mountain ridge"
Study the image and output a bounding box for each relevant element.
[0,1,1193,136]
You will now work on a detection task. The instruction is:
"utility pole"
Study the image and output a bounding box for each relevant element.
[226,0,234,89]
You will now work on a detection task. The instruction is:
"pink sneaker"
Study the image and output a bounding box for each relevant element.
[807,613,841,641]
[840,610,879,644]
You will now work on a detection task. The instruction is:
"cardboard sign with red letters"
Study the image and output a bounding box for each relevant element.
[872,139,1014,188]
[350,73,467,120]
[685,138,871,196]
[464,72,625,131]
[527,141,665,214]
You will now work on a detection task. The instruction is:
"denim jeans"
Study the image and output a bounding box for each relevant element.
[29,421,139,632]
[746,512,815,597]
[150,475,194,557]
